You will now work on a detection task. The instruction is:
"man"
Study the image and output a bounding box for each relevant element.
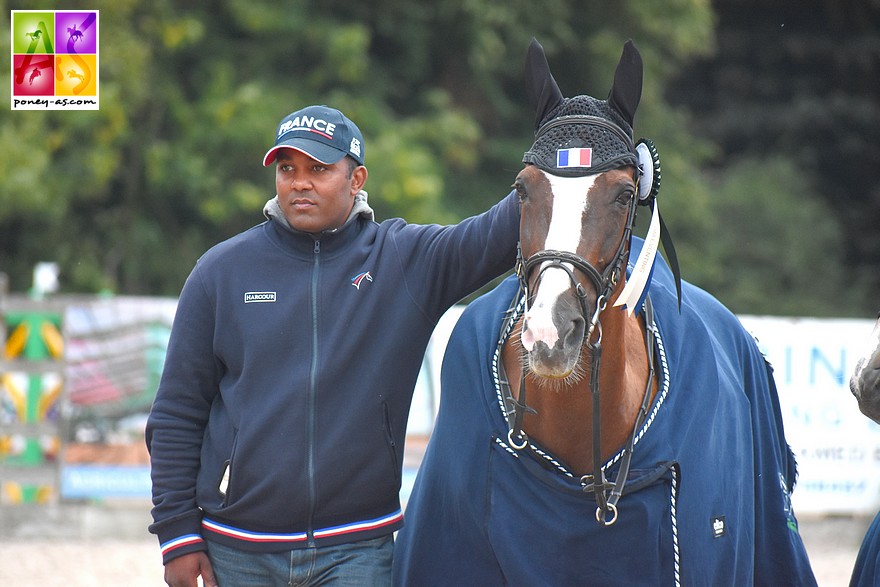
[146,104,520,586]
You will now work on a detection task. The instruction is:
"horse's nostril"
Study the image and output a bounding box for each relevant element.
[534,340,551,354]
[521,321,536,352]
[560,318,586,351]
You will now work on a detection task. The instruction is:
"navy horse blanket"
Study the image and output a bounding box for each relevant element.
[851,511,880,585]
[393,238,816,586]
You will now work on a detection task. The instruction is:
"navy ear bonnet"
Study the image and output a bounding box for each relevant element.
[521,38,648,181]
[522,96,639,177]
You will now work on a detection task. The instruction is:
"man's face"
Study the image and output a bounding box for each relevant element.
[274,149,367,234]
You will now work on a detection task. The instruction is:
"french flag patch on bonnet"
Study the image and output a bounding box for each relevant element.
[556,147,592,168]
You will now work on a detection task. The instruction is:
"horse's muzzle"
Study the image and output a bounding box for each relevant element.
[521,313,585,378]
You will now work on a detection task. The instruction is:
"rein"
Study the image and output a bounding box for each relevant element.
[504,194,657,526]
[582,296,656,525]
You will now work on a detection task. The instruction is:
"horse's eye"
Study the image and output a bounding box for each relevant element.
[513,181,528,203]
[617,188,635,206]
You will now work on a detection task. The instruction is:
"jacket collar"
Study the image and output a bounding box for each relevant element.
[262,191,375,258]
[262,190,375,233]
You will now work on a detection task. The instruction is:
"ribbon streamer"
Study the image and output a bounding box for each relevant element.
[614,201,661,316]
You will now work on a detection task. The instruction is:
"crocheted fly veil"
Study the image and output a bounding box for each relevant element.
[523,87,638,176]
[521,38,680,309]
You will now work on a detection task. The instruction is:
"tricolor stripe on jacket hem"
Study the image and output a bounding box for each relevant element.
[200,509,404,543]
[160,534,205,557]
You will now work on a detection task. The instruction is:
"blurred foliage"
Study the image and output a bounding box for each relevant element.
[694,157,856,316]
[0,0,875,317]
[667,0,880,316]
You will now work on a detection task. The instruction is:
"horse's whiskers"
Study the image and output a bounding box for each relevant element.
[511,315,592,391]
[526,354,588,392]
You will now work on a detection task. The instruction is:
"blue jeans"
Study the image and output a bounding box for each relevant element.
[206,535,393,586]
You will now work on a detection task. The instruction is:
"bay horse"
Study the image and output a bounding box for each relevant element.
[393,39,817,586]
[850,314,880,423]
[849,314,880,586]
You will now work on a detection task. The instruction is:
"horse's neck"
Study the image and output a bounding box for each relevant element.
[502,309,656,476]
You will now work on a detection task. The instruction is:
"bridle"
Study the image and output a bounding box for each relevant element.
[504,171,656,526]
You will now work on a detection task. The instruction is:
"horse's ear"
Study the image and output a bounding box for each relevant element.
[607,40,643,128]
[524,38,564,131]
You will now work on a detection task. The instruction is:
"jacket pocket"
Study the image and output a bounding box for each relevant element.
[217,431,239,507]
[217,459,231,505]
[382,402,401,484]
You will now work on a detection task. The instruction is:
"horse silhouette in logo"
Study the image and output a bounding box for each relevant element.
[67,69,85,82]
[67,25,83,43]
[28,67,41,85]
[25,30,42,42]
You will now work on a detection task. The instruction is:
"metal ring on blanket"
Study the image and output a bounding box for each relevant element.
[508,429,529,450]
[596,503,618,526]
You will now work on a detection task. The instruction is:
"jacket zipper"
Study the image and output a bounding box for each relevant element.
[306,239,320,544]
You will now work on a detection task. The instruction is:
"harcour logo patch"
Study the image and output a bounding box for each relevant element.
[244,291,277,303]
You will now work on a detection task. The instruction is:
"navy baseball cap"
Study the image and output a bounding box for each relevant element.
[263,105,365,167]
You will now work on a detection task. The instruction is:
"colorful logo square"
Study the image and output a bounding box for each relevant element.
[54,12,97,55]
[55,54,97,97]
[11,11,54,54]
[10,10,99,110]
[12,53,54,96]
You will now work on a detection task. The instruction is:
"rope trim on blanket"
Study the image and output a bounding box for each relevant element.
[493,436,575,478]
[607,319,670,470]
[671,463,681,587]
[492,295,526,422]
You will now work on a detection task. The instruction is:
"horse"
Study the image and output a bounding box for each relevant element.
[393,39,817,586]
[850,314,880,423]
[848,314,880,586]
[67,26,83,43]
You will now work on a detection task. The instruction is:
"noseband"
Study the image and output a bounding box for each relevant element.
[506,183,656,526]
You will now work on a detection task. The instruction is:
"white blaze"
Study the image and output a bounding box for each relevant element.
[521,173,597,352]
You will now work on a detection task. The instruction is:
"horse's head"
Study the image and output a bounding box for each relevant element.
[516,39,650,379]
[851,314,880,423]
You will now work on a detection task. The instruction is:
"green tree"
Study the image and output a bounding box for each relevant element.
[667,0,880,315]
[1,0,720,302]
[694,158,856,316]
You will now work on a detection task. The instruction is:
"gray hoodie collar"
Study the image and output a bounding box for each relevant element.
[262,190,375,236]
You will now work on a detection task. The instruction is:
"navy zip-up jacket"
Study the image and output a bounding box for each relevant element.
[146,190,519,563]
